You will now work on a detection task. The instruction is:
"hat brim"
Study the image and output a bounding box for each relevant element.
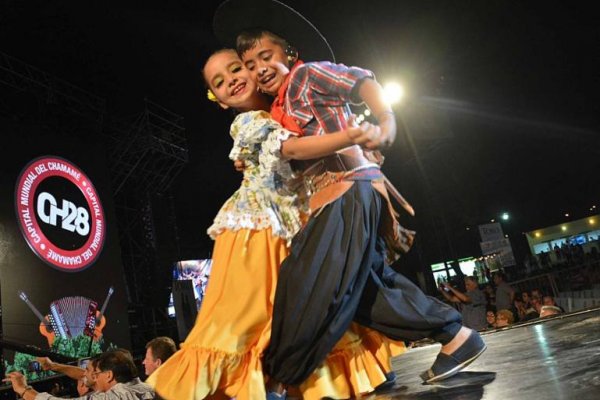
[213,0,335,62]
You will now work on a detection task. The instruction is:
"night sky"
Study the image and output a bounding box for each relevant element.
[2,0,599,270]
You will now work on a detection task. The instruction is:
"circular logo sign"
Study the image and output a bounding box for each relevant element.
[15,156,106,272]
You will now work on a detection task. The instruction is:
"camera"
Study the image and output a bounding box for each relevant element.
[28,360,42,373]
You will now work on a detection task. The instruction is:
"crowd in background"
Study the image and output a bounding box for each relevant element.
[439,271,567,331]
[3,337,177,399]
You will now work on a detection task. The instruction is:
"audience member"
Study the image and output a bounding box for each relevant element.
[5,349,154,400]
[142,336,177,377]
[35,356,97,396]
[542,294,566,312]
[540,305,563,318]
[521,291,531,308]
[439,276,487,331]
[486,310,497,330]
[513,298,527,322]
[495,309,515,328]
[494,272,515,311]
[522,297,542,321]
[531,288,543,301]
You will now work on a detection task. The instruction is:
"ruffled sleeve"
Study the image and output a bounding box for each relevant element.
[258,121,298,186]
[229,110,277,162]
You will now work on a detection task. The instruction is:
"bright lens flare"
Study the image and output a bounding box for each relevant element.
[383,82,404,105]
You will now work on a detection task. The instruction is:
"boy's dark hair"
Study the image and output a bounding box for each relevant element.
[236,29,288,57]
[146,336,177,363]
[96,349,137,383]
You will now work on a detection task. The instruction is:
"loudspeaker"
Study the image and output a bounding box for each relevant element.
[171,280,198,340]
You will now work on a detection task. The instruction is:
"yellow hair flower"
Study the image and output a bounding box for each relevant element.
[207,89,218,102]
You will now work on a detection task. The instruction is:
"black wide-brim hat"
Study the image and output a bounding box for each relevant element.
[213,0,336,62]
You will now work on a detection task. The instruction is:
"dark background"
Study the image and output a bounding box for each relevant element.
[1,1,599,285]
[0,117,131,351]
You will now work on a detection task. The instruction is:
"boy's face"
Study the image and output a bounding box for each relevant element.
[241,36,291,96]
[203,50,259,111]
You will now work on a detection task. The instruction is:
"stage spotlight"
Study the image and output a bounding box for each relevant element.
[501,212,510,221]
[383,82,404,105]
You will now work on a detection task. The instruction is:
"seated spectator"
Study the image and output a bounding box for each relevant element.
[495,309,515,327]
[513,298,527,322]
[542,295,559,307]
[522,297,542,321]
[486,310,497,330]
[521,291,532,308]
[5,349,154,400]
[142,336,177,377]
[438,276,487,331]
[531,288,543,301]
[540,305,563,318]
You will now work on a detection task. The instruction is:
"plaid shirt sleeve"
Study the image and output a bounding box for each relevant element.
[288,62,374,106]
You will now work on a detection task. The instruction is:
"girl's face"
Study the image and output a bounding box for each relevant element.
[203,50,262,112]
[486,311,496,324]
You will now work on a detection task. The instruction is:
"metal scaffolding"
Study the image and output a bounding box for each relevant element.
[0,51,105,123]
[107,98,188,196]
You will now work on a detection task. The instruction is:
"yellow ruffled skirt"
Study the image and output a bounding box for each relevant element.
[147,228,405,400]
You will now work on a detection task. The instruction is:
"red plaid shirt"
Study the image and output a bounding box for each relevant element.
[283,61,374,137]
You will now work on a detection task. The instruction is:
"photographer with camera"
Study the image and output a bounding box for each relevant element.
[4,349,153,399]
[439,276,487,331]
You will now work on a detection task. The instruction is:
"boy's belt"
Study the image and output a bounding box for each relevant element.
[292,145,378,175]
[296,145,414,216]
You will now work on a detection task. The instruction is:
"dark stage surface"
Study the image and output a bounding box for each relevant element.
[375,308,600,399]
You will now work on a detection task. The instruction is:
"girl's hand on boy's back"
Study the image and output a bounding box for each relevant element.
[346,121,379,148]
[363,112,396,150]
[345,113,396,150]
[234,159,246,172]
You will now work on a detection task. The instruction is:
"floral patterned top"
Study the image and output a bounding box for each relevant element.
[207,111,305,244]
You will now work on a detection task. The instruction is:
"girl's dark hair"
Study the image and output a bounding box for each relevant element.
[236,29,288,57]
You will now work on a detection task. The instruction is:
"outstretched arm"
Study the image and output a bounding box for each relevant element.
[37,357,86,380]
[443,283,472,304]
[439,285,460,303]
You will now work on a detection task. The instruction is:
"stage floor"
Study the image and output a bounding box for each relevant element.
[375,308,600,399]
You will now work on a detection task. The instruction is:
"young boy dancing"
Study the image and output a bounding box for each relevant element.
[215,0,487,393]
